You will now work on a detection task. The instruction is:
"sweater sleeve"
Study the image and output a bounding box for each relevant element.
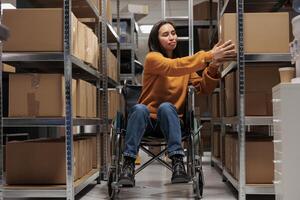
[144,51,213,76]
[189,68,220,95]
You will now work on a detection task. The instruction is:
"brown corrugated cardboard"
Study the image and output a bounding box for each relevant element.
[197,28,216,50]
[213,131,220,158]
[6,139,81,184]
[193,1,217,20]
[211,93,219,118]
[225,66,280,116]
[225,72,236,117]
[3,9,63,52]
[92,85,97,118]
[3,64,16,73]
[9,74,76,117]
[194,94,211,117]
[220,12,290,53]
[86,83,93,118]
[92,136,98,168]
[76,79,87,117]
[107,48,118,82]
[2,9,78,53]
[233,135,274,184]
[77,21,86,61]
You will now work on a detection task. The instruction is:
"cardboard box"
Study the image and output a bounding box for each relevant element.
[77,21,86,61]
[92,85,97,118]
[76,79,87,117]
[107,48,118,82]
[220,12,290,53]
[225,66,280,116]
[225,72,236,117]
[9,74,76,117]
[3,64,16,73]
[197,28,212,50]
[213,131,220,158]
[86,83,93,118]
[92,136,98,168]
[233,136,274,184]
[194,94,211,117]
[6,139,81,184]
[2,9,77,53]
[211,93,219,118]
[194,1,217,20]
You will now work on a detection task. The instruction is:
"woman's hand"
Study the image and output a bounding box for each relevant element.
[210,40,236,63]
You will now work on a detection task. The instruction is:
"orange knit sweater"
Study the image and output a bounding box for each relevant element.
[138,51,220,119]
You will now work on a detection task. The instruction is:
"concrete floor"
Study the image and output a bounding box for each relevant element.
[77,153,238,200]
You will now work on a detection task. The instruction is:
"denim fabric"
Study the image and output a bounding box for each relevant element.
[123,102,185,159]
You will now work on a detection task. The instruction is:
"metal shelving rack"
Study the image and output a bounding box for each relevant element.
[109,12,138,83]
[0,0,120,199]
[100,0,121,180]
[210,1,292,199]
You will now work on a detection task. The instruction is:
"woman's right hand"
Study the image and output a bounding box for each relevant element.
[210,40,236,63]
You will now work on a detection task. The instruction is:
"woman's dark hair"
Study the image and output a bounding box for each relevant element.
[148,20,181,58]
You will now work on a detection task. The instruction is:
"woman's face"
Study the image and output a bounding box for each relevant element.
[158,23,177,53]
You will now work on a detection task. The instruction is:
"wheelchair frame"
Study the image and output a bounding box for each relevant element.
[107,86,204,199]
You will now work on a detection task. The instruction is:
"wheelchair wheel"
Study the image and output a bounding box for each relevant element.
[108,168,119,200]
[193,170,204,199]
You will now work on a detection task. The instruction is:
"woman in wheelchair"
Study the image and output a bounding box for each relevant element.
[119,20,236,186]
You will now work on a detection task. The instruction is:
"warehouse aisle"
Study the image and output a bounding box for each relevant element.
[79,153,237,200]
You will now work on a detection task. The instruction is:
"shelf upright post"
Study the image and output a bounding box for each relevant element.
[63,0,74,199]
[236,0,246,199]
[117,0,120,83]
[95,5,102,184]
[0,2,4,199]
[131,15,135,83]
[101,0,109,180]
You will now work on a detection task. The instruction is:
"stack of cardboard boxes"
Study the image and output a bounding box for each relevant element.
[2,1,114,186]
[218,11,290,183]
[3,9,99,69]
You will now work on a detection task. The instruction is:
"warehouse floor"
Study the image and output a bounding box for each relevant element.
[75,152,275,200]
[7,153,275,200]
[79,152,237,200]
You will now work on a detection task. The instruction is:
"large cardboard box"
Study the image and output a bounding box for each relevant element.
[194,1,217,20]
[233,136,274,184]
[225,66,280,116]
[6,139,81,184]
[9,74,76,117]
[3,9,76,53]
[220,12,290,53]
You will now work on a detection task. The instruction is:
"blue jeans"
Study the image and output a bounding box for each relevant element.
[123,102,185,159]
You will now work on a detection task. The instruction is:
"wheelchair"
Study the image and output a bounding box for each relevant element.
[107,84,204,199]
